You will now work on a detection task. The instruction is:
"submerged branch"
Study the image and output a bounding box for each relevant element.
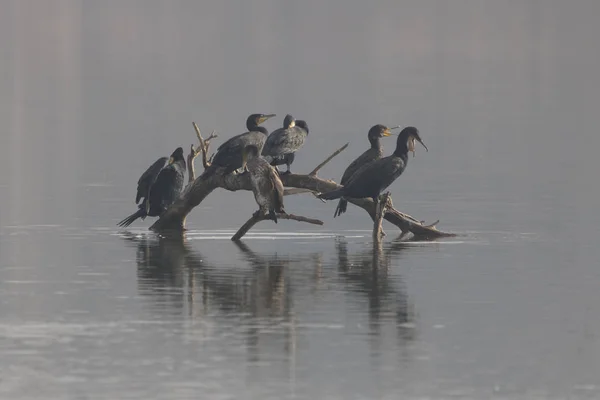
[373,192,391,243]
[231,212,323,241]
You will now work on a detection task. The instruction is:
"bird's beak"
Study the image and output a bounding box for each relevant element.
[168,156,174,165]
[258,114,276,125]
[416,137,428,152]
[382,128,392,137]
[409,136,428,157]
[386,125,402,136]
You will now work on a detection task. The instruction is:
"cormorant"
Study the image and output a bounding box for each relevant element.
[333,124,395,218]
[242,145,285,223]
[265,114,296,171]
[135,156,168,212]
[262,114,309,174]
[118,147,187,227]
[202,113,276,178]
[319,127,427,208]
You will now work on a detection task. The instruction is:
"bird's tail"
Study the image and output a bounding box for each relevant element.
[117,208,146,228]
[334,198,348,218]
[318,189,344,201]
[269,209,278,224]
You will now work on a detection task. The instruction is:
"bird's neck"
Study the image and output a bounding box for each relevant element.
[393,133,412,159]
[369,136,382,150]
[393,144,409,162]
[175,159,187,171]
[251,126,268,134]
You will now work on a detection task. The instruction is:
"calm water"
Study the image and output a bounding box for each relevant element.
[1,1,600,399]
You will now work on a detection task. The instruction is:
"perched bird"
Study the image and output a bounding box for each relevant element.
[135,156,168,212]
[262,114,309,174]
[266,114,296,171]
[202,113,276,178]
[242,145,285,223]
[333,124,395,218]
[118,147,187,227]
[319,127,427,209]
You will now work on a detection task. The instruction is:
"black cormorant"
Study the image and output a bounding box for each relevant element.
[265,114,296,171]
[333,124,395,218]
[242,145,285,223]
[262,114,309,174]
[135,156,168,211]
[202,113,276,178]
[319,127,427,207]
[118,147,187,227]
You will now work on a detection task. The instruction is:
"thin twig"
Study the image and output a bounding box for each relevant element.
[192,122,205,146]
[205,130,218,143]
[231,212,323,241]
[193,123,218,169]
[309,142,349,176]
[187,144,201,183]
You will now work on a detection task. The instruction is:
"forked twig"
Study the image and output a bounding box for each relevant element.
[192,122,218,169]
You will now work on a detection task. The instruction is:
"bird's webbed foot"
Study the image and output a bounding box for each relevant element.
[235,167,249,176]
[377,192,391,202]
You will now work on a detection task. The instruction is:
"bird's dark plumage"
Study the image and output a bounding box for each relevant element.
[118,147,187,227]
[334,124,393,217]
[320,127,427,204]
[135,157,168,205]
[262,114,309,174]
[202,113,275,178]
[242,145,285,223]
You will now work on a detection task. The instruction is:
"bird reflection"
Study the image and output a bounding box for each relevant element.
[119,233,318,377]
[120,232,304,319]
[119,233,417,374]
[334,238,416,348]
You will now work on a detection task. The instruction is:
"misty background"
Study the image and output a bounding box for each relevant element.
[1,1,600,398]
[1,0,598,231]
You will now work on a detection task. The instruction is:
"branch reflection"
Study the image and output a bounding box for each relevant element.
[119,233,417,371]
[334,238,416,347]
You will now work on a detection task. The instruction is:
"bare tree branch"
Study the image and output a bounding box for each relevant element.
[231,212,324,241]
[192,122,217,169]
[283,188,315,196]
[309,142,349,176]
[149,126,455,240]
[187,144,201,183]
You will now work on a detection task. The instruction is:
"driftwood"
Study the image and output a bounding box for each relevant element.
[150,123,455,240]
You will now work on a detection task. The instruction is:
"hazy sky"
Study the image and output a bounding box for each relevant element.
[1,0,598,227]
